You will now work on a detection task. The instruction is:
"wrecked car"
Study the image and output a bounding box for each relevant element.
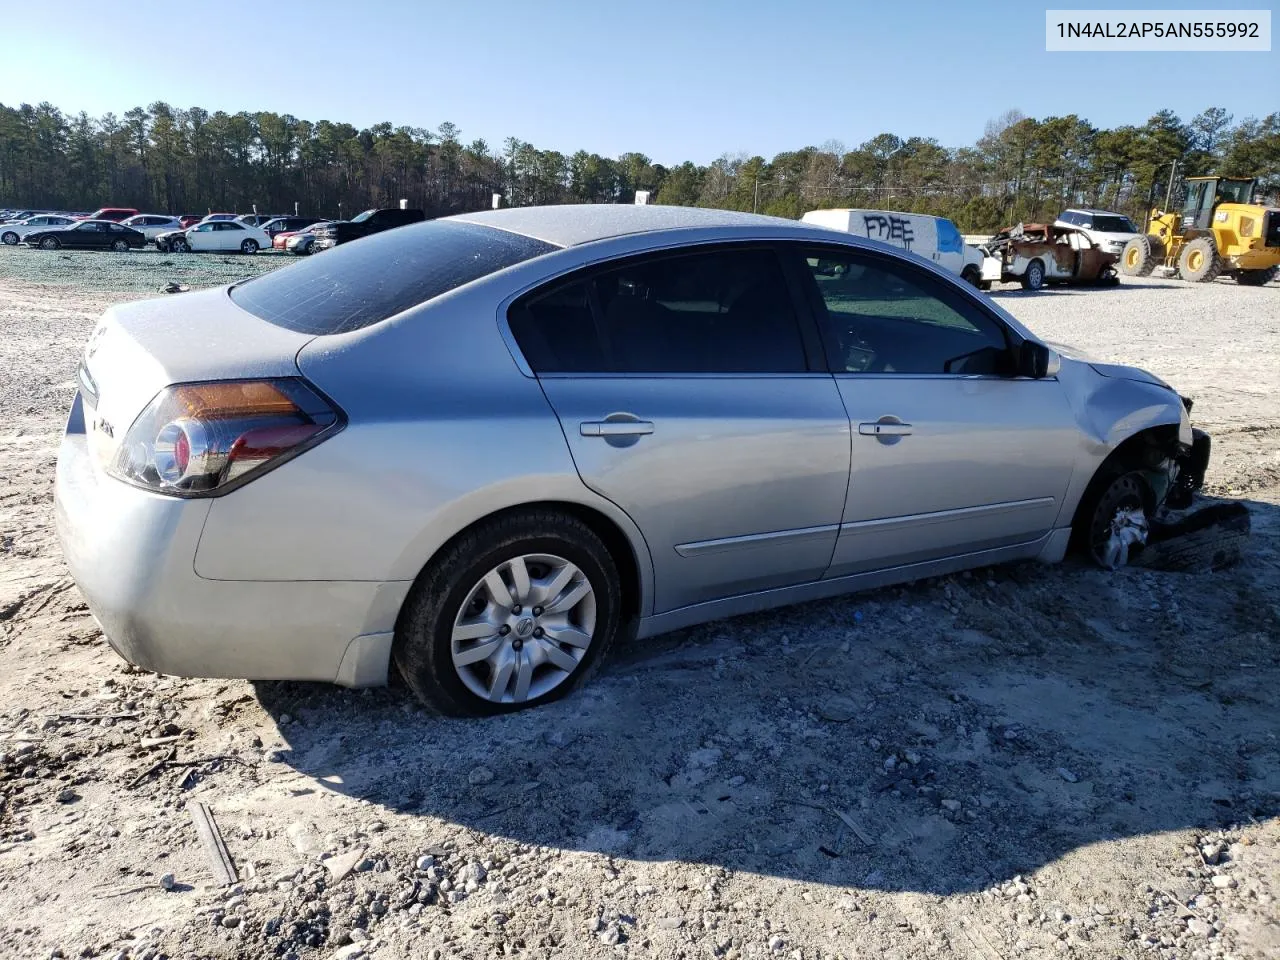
[981,222,1121,291]
[56,205,1213,716]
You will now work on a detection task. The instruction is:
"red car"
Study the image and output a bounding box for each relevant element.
[78,207,139,222]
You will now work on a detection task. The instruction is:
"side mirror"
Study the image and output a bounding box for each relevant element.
[1018,341,1060,378]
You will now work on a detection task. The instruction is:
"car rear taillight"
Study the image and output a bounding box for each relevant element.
[108,378,343,496]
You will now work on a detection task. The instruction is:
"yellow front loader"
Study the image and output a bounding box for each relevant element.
[1120,174,1280,285]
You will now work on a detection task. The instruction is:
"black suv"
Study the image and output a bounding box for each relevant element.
[310,208,426,252]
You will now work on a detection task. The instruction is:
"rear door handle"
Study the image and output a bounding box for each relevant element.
[580,420,655,437]
[858,421,913,436]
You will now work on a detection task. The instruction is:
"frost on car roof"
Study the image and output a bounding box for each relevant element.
[450,204,808,248]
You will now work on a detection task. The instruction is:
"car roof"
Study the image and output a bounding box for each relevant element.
[449,204,817,248]
[1062,207,1129,216]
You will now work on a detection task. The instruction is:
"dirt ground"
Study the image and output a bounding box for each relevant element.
[1,248,1277,960]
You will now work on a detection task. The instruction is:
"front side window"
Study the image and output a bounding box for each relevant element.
[510,247,809,375]
[1092,215,1135,232]
[795,249,1010,376]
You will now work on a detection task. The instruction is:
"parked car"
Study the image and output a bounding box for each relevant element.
[1,213,76,244]
[198,213,240,223]
[155,219,271,254]
[24,219,147,251]
[119,214,184,241]
[284,225,327,255]
[179,214,208,228]
[1054,208,1141,256]
[801,208,988,287]
[262,216,322,238]
[55,205,1209,716]
[310,207,425,252]
[235,214,286,228]
[78,207,139,222]
[979,223,1121,290]
[1,209,49,223]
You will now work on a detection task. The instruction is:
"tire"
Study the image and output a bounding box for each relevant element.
[393,510,624,716]
[111,239,129,252]
[1234,266,1277,286]
[961,265,982,289]
[1,231,18,245]
[1178,236,1222,283]
[171,238,189,253]
[1136,502,1250,573]
[1120,235,1160,277]
[240,239,258,254]
[39,237,60,250]
[1019,258,1045,291]
[1073,468,1152,569]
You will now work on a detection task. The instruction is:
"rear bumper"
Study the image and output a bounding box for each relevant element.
[54,394,408,687]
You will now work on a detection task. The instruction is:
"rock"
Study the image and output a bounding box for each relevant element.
[688,747,723,768]
[769,935,786,952]
[323,848,367,883]
[1210,875,1235,889]
[588,916,605,933]
[462,860,487,884]
[159,873,176,891]
[657,916,684,930]
[331,946,366,960]
[1187,918,1213,938]
[1200,844,1220,865]
[868,738,882,750]
[728,775,746,787]
[940,799,961,813]
[468,766,494,786]
[1057,768,1079,783]
[221,915,241,928]
[817,698,858,723]
[883,756,897,771]
[56,788,78,804]
[415,855,435,872]
[225,895,245,911]
[600,923,622,945]
[287,822,323,856]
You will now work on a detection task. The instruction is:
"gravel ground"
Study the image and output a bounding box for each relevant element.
[1,253,1278,960]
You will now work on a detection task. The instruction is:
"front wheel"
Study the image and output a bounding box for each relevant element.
[39,237,60,250]
[1020,258,1045,291]
[1120,235,1161,277]
[1,231,18,245]
[1075,469,1152,569]
[171,238,189,253]
[111,239,129,252]
[393,511,623,715]
[240,239,258,254]
[960,265,982,289]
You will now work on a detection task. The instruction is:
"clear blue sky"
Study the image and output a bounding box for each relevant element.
[2,1,1275,164]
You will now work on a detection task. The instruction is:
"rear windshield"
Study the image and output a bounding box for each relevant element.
[229,220,557,335]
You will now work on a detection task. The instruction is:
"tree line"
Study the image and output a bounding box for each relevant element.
[1,101,1277,232]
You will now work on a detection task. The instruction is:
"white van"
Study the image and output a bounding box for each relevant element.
[801,209,987,287]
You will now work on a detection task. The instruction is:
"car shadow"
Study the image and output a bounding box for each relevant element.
[987,281,1179,297]
[254,498,1280,895]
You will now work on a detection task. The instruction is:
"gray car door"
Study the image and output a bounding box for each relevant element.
[509,245,852,614]
[785,246,1078,576]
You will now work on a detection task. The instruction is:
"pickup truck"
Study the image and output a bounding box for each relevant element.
[310,208,426,252]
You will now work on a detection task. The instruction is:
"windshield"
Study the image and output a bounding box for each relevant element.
[229,220,557,335]
[350,209,378,223]
[1218,180,1254,204]
[1091,215,1136,233]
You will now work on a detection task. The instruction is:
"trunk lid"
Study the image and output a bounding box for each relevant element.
[79,286,316,466]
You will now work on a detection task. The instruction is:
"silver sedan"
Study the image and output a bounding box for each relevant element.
[55,205,1210,715]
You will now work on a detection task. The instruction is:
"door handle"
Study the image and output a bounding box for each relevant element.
[858,421,913,436]
[580,420,655,437]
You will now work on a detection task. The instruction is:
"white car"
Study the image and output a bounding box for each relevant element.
[120,215,183,241]
[1,214,76,245]
[801,209,988,287]
[1054,209,1141,256]
[156,220,272,254]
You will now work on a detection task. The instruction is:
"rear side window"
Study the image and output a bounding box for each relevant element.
[230,220,557,335]
[510,247,809,374]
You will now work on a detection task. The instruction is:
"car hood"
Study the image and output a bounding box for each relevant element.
[1046,340,1172,389]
